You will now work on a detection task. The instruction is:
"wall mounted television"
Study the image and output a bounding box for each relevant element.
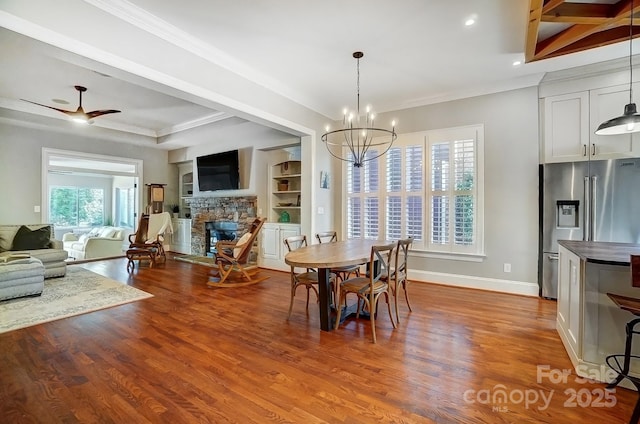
[196,150,240,191]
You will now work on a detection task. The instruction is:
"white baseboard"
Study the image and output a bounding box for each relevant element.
[410,269,539,297]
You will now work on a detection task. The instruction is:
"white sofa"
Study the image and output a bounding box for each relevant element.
[63,226,126,260]
[0,224,67,278]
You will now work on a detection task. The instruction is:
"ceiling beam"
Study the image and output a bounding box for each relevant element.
[525,0,544,63]
[542,3,615,24]
[540,26,640,60]
[530,1,640,62]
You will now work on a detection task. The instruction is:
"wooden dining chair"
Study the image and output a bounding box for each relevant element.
[381,238,413,324]
[283,235,336,319]
[315,231,362,282]
[334,242,397,343]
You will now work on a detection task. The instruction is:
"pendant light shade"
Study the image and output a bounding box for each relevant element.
[595,103,640,135]
[595,0,640,136]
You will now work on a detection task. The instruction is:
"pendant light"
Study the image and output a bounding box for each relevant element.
[595,0,640,135]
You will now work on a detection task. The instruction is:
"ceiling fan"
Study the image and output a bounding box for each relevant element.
[22,85,121,124]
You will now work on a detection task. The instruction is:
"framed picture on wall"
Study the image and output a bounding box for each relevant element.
[320,171,330,189]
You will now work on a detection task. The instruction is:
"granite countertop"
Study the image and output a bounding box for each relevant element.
[558,240,640,266]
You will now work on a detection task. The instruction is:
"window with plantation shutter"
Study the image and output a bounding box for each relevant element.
[344,125,483,257]
[346,150,379,240]
[427,126,481,253]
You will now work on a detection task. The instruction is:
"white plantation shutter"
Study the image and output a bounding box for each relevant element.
[347,197,361,239]
[405,146,423,243]
[346,150,379,240]
[386,148,402,240]
[384,145,424,245]
[430,143,450,245]
[427,127,479,253]
[454,139,475,246]
[344,126,482,256]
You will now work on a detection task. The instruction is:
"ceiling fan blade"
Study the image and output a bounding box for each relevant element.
[86,109,121,119]
[21,99,72,114]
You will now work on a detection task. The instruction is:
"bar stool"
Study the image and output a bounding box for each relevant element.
[605,255,640,424]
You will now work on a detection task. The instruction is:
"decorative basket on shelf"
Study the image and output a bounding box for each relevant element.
[277,180,289,191]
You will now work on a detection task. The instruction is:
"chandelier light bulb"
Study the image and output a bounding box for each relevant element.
[325,125,330,132]
[627,122,635,131]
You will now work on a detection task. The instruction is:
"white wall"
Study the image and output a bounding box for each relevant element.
[334,86,541,295]
[0,121,171,225]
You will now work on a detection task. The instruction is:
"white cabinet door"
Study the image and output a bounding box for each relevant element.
[262,224,280,260]
[170,218,191,254]
[589,84,640,159]
[260,223,301,270]
[544,92,590,163]
[558,245,583,360]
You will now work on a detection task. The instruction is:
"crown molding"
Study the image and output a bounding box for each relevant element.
[156,111,233,137]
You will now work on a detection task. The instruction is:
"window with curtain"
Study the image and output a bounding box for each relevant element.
[344,124,484,256]
[49,186,105,227]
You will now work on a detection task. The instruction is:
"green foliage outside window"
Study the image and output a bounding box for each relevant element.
[454,172,474,245]
[50,187,104,227]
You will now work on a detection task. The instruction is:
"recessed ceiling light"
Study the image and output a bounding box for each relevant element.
[465,18,476,26]
[513,60,522,67]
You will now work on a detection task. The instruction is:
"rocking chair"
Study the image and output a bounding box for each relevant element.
[126,212,173,271]
[206,218,267,288]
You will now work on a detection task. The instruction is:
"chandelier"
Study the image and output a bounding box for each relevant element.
[321,51,397,167]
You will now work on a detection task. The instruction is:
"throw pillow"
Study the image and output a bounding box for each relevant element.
[11,225,51,251]
[99,228,116,238]
[233,232,253,258]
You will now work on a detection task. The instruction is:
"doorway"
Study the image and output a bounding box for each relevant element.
[42,148,143,256]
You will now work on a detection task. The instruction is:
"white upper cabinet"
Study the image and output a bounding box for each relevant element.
[543,84,640,163]
[589,84,640,159]
[543,92,590,163]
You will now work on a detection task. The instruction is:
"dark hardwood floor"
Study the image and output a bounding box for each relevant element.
[1,256,637,423]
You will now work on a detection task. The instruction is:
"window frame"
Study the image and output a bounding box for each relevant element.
[342,124,485,259]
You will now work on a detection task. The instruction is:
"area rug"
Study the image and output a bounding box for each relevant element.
[0,267,153,334]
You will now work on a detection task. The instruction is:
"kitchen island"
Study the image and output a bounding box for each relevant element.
[557,240,640,387]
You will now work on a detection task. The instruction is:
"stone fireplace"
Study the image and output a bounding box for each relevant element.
[185,196,258,256]
[204,221,238,257]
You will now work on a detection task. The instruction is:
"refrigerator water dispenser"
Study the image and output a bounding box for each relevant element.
[556,200,579,228]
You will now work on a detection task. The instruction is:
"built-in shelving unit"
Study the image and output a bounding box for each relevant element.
[270,160,301,224]
[178,163,193,218]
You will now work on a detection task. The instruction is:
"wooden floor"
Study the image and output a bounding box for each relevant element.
[1,256,638,423]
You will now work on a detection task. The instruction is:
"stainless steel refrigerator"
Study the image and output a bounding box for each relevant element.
[539,158,640,299]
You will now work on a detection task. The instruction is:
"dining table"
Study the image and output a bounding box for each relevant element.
[284,238,389,331]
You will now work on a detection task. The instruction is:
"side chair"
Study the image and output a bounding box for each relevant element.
[334,242,397,343]
[283,235,336,319]
[315,231,362,282]
[382,237,413,324]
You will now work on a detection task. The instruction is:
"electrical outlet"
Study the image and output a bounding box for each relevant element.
[503,263,511,273]
[34,205,41,213]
